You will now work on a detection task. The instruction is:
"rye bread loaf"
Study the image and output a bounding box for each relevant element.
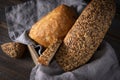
[55,0,116,71]
[29,4,78,48]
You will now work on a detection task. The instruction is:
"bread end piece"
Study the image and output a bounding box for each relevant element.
[1,42,27,58]
[38,39,62,66]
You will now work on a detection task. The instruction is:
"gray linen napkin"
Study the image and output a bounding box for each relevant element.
[30,41,120,80]
[5,0,120,80]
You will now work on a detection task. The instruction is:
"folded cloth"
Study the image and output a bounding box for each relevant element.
[30,41,120,80]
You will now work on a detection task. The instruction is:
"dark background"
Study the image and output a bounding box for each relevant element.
[0,0,35,80]
[0,0,120,80]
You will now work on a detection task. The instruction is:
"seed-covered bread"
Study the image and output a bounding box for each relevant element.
[29,4,78,48]
[1,42,27,58]
[38,40,62,66]
[55,0,116,71]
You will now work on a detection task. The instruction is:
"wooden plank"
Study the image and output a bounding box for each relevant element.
[28,45,39,65]
[0,0,34,79]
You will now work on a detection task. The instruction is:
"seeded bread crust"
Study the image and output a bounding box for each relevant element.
[1,42,27,58]
[38,40,62,66]
[55,0,116,71]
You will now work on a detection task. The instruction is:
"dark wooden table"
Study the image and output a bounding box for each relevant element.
[105,15,120,61]
[0,0,35,80]
[0,0,120,80]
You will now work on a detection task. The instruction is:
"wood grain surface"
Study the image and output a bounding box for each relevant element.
[0,21,35,80]
[0,0,35,80]
[105,15,120,62]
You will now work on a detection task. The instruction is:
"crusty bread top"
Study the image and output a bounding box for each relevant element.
[55,0,116,71]
[29,4,78,47]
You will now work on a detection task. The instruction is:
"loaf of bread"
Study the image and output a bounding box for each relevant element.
[55,0,116,71]
[29,4,78,47]
[38,39,62,66]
